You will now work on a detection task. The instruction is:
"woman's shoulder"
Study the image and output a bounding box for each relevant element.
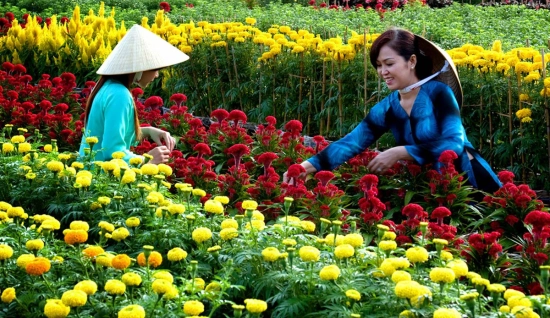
[423,80,452,93]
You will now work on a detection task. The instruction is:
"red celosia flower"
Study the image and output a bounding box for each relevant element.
[131,87,144,98]
[286,163,306,182]
[265,116,276,126]
[54,103,69,114]
[314,171,334,187]
[498,170,515,185]
[438,150,458,165]
[2,62,14,72]
[431,207,451,225]
[160,1,171,12]
[228,110,247,126]
[284,120,303,134]
[169,93,187,106]
[524,210,550,232]
[21,102,34,111]
[14,64,26,74]
[226,144,250,169]
[39,100,52,111]
[144,96,164,109]
[211,109,229,122]
[5,12,14,22]
[402,203,426,220]
[193,143,212,157]
[60,16,70,24]
[257,152,278,171]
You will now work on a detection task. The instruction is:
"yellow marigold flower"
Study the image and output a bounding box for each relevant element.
[262,247,281,262]
[25,257,51,276]
[110,151,125,160]
[392,270,412,283]
[515,61,532,74]
[1,287,15,303]
[394,280,422,299]
[105,279,126,295]
[245,219,265,231]
[204,199,224,214]
[0,244,14,260]
[299,220,315,232]
[101,161,118,173]
[183,300,205,315]
[516,108,532,120]
[192,188,206,197]
[441,250,453,261]
[153,271,174,284]
[2,143,14,153]
[320,264,341,281]
[0,201,11,211]
[325,233,345,246]
[64,229,88,245]
[121,170,136,184]
[95,252,115,267]
[121,272,142,286]
[433,238,448,246]
[252,210,264,221]
[44,299,70,318]
[125,217,140,228]
[26,239,44,251]
[500,305,511,313]
[111,254,132,270]
[496,63,511,74]
[379,240,397,251]
[524,72,541,83]
[511,306,536,318]
[129,157,143,166]
[85,137,99,145]
[118,305,146,318]
[399,310,415,318]
[502,289,525,300]
[460,292,479,301]
[429,267,456,284]
[220,228,239,241]
[152,278,172,294]
[433,308,461,318]
[137,251,163,268]
[244,298,268,313]
[382,231,397,240]
[447,260,468,277]
[61,289,87,307]
[192,227,213,243]
[18,142,31,153]
[7,206,24,218]
[508,295,532,308]
[519,93,530,102]
[405,246,429,263]
[11,135,25,143]
[521,117,532,123]
[472,277,491,288]
[43,144,53,152]
[97,197,111,206]
[158,163,173,176]
[245,17,256,25]
[82,246,104,258]
[141,163,159,175]
[345,289,361,301]
[74,280,98,295]
[213,196,230,205]
[379,259,397,276]
[488,283,506,293]
[241,200,258,210]
[292,45,305,53]
[282,238,297,246]
[221,219,238,229]
[17,254,35,268]
[111,227,130,242]
[299,246,320,262]
[334,244,355,259]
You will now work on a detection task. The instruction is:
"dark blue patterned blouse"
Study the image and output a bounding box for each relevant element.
[307,80,501,190]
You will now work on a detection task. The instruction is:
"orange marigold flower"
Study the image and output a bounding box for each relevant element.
[111,254,132,270]
[25,257,51,276]
[64,229,88,245]
[82,246,104,259]
[137,251,163,268]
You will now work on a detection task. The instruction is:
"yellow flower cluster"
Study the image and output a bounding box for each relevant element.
[192,227,213,243]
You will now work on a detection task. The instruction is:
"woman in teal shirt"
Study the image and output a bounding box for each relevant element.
[79,24,189,164]
[284,28,501,193]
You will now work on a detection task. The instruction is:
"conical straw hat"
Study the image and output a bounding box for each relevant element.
[415,35,463,107]
[97,24,189,75]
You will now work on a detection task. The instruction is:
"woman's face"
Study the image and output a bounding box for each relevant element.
[376,45,417,91]
[137,69,160,88]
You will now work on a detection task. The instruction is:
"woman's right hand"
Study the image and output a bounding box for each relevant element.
[147,146,171,164]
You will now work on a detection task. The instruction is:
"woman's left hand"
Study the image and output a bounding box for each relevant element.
[142,126,176,151]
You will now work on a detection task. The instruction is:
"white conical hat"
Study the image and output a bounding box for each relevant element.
[97,24,189,75]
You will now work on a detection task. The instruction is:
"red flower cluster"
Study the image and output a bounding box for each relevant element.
[461,231,503,261]
[357,174,386,229]
[160,1,171,12]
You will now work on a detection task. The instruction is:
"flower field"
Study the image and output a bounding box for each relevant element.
[1,1,550,317]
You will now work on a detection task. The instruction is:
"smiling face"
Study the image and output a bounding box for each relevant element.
[376,45,418,91]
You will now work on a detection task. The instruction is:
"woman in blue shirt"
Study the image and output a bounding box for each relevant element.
[284,28,501,193]
[79,25,189,164]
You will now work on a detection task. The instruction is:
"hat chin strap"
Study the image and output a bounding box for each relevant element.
[399,60,450,94]
[133,71,143,87]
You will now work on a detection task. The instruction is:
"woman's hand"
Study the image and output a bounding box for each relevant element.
[142,126,176,151]
[147,146,171,164]
[282,161,317,184]
[367,146,412,174]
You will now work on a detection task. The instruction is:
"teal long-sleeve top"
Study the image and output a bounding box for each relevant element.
[307,80,501,190]
[79,79,141,162]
